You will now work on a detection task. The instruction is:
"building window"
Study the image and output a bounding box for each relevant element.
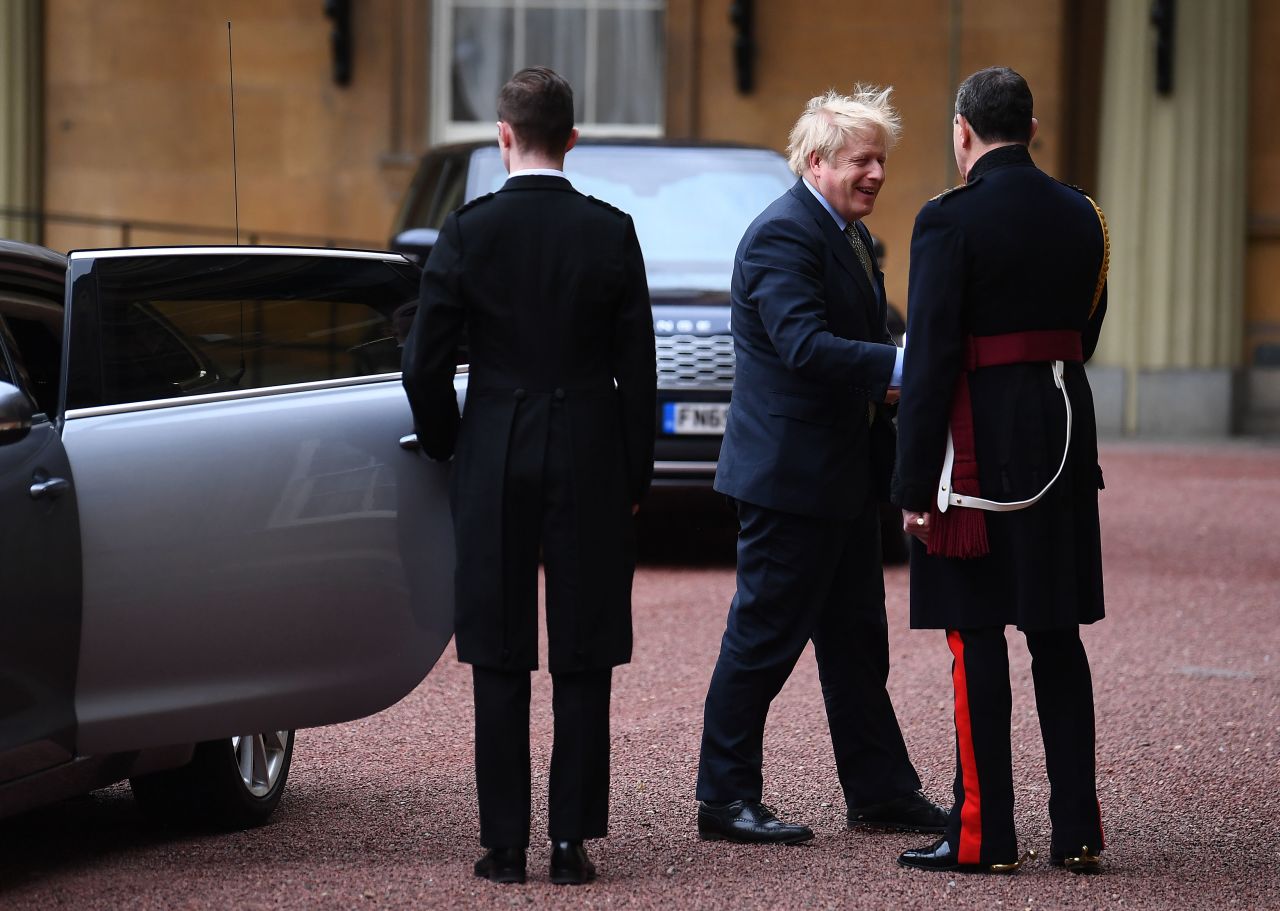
[432,0,665,143]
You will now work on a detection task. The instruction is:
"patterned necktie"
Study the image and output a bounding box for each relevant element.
[845,221,880,426]
[843,221,876,284]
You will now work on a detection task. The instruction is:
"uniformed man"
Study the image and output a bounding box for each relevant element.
[401,67,656,885]
[893,66,1108,874]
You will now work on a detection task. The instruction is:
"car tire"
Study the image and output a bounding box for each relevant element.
[130,729,295,830]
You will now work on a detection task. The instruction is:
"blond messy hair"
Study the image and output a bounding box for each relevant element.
[786,86,901,178]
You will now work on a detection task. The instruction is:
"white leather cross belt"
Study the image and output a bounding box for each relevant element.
[936,360,1072,514]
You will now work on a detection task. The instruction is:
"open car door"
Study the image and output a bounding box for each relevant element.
[59,248,454,755]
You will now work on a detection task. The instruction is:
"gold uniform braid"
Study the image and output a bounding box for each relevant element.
[1084,194,1110,320]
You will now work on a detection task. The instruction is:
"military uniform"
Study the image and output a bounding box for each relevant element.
[893,144,1107,864]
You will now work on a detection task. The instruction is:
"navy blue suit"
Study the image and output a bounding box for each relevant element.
[697,181,923,809]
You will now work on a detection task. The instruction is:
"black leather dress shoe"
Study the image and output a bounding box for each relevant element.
[549,840,596,885]
[1050,844,1102,873]
[847,790,948,833]
[474,847,527,884]
[898,837,1034,874]
[697,800,814,845]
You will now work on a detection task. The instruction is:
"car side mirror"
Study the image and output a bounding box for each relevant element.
[0,381,34,446]
[390,228,440,266]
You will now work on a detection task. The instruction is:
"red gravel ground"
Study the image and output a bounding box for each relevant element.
[2,442,1278,910]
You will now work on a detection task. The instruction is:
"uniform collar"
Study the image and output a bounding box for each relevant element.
[501,173,574,192]
[967,143,1035,182]
[508,167,567,179]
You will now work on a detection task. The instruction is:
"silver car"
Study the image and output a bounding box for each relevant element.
[0,241,454,828]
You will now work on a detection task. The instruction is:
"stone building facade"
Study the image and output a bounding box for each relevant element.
[1,0,1276,435]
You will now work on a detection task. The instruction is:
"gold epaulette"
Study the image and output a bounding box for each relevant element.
[929,184,966,203]
[1083,194,1109,320]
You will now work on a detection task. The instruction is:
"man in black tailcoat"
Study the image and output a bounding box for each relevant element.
[401,66,655,886]
[695,87,946,845]
[894,66,1108,874]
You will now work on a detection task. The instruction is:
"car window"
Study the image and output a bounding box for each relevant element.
[429,157,470,228]
[0,284,65,415]
[4,316,62,416]
[0,322,14,385]
[396,153,449,231]
[467,146,796,293]
[69,254,420,410]
[0,316,45,417]
[0,318,31,400]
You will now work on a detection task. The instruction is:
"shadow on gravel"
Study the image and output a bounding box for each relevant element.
[0,778,468,899]
[0,787,195,893]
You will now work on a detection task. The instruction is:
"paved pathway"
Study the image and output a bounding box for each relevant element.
[2,442,1277,909]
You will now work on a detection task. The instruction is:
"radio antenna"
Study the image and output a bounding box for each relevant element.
[227,21,241,245]
[227,20,247,387]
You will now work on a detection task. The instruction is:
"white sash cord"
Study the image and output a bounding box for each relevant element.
[936,360,1073,514]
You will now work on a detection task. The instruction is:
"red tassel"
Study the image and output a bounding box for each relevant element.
[927,479,989,558]
[928,367,989,558]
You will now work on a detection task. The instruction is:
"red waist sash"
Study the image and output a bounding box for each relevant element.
[929,329,1083,558]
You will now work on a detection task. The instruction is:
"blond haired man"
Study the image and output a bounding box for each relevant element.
[696,88,946,844]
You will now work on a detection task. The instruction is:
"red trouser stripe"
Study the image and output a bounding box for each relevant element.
[948,630,983,864]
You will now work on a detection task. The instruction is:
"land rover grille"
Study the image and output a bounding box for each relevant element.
[656,334,735,390]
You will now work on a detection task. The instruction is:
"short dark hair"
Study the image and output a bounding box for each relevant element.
[955,66,1034,145]
[497,66,575,157]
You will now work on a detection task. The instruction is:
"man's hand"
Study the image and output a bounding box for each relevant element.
[884,388,901,405]
[902,509,929,543]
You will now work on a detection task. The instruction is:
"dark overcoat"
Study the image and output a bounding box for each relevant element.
[893,145,1107,631]
[401,174,656,672]
[713,180,898,518]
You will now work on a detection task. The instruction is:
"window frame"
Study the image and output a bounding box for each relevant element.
[0,317,18,388]
[430,0,666,144]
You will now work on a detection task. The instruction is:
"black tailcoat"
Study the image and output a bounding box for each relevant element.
[402,175,656,672]
[894,145,1107,631]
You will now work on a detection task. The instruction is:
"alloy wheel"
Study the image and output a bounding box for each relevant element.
[232,730,291,797]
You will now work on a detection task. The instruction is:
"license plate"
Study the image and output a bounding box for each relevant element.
[663,402,730,435]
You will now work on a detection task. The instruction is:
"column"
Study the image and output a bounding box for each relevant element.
[0,0,42,244]
[1092,0,1248,435]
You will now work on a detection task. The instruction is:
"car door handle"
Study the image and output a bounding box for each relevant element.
[399,433,421,451]
[30,476,71,500]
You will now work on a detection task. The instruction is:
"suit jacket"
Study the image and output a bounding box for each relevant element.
[713,180,898,519]
[893,145,1107,631]
[401,174,656,671]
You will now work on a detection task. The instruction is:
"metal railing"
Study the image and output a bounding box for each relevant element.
[0,205,383,252]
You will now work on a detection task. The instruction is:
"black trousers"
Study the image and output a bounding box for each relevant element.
[473,666,612,848]
[945,626,1104,863]
[696,500,921,807]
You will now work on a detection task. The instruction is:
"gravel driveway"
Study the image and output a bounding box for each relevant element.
[2,442,1277,910]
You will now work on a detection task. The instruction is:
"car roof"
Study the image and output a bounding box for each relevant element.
[0,240,68,305]
[0,239,68,272]
[423,137,779,159]
[66,245,410,263]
